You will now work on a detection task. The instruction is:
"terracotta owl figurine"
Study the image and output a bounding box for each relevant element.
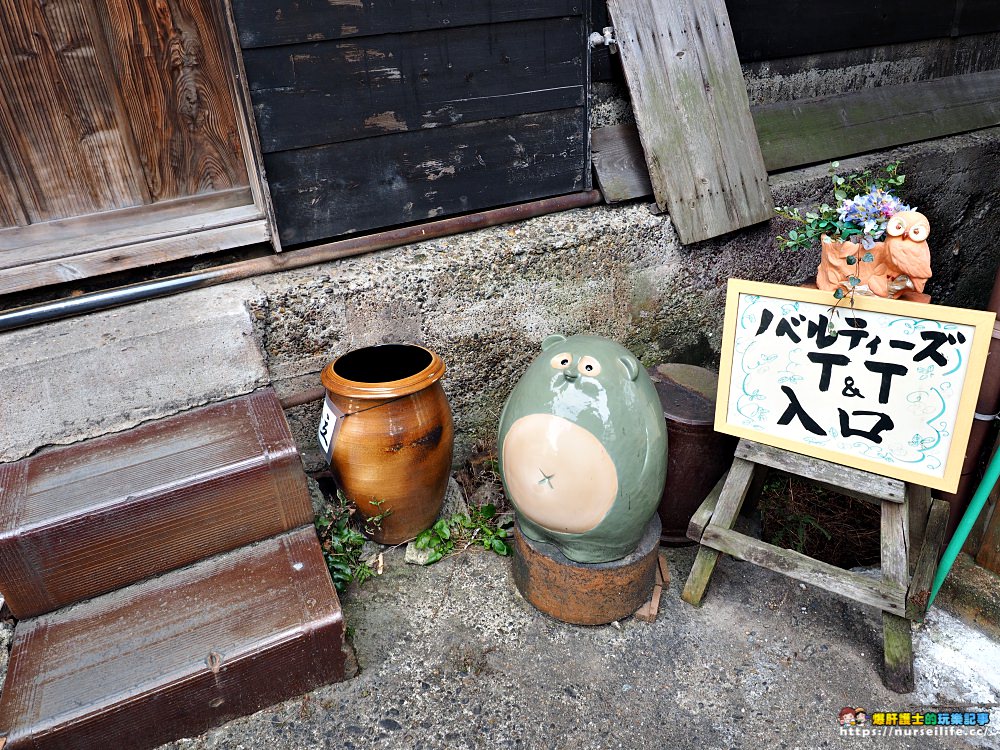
[816,210,932,300]
[871,210,932,298]
[497,334,667,563]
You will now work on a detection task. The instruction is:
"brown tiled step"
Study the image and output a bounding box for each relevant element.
[0,527,354,750]
[0,389,312,618]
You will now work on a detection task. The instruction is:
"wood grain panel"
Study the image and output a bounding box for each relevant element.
[232,0,583,48]
[0,0,144,222]
[96,0,249,202]
[608,0,773,243]
[0,146,28,228]
[39,0,149,206]
[244,18,585,152]
[591,123,652,203]
[265,108,588,246]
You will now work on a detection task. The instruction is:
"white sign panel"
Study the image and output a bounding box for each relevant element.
[716,280,994,491]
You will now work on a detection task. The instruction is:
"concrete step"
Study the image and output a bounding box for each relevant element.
[0,527,353,750]
[0,389,312,618]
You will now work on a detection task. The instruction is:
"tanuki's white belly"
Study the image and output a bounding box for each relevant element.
[502,413,619,534]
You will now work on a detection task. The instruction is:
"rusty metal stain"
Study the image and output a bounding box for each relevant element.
[206,651,223,674]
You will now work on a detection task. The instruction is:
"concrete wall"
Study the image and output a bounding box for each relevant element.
[256,129,1000,471]
[2,39,1000,473]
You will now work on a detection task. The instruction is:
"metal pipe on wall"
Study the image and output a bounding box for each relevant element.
[0,190,603,335]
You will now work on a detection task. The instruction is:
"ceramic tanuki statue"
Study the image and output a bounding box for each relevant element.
[816,210,932,300]
[498,334,667,563]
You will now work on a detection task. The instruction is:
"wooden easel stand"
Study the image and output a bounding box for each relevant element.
[681,439,950,693]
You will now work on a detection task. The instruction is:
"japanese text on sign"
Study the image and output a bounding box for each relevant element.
[716,281,994,491]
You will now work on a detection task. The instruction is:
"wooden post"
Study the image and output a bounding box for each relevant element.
[681,458,759,606]
[881,496,913,693]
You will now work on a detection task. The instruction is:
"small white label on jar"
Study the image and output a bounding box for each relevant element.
[317,395,345,462]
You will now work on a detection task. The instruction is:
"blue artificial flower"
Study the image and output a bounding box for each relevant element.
[837,187,911,248]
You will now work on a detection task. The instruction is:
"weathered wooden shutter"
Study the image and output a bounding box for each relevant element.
[231,0,592,246]
[607,0,773,243]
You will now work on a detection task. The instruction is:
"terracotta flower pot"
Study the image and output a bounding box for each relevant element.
[320,344,454,544]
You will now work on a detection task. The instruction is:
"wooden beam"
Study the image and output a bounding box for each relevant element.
[686,472,728,542]
[881,499,913,692]
[219,0,282,251]
[755,69,1000,172]
[0,218,269,296]
[907,484,934,565]
[591,123,652,204]
[0,188,254,260]
[735,440,906,503]
[681,458,758,606]
[906,499,951,621]
[589,68,1000,206]
[607,0,773,243]
[701,525,908,616]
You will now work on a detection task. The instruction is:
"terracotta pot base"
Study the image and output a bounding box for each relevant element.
[512,515,660,625]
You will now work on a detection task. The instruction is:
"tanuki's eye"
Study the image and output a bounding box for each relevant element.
[578,355,601,377]
[551,353,572,370]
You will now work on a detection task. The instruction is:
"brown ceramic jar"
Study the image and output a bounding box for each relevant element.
[320,344,454,544]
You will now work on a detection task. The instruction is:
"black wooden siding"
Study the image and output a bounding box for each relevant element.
[232,1,590,246]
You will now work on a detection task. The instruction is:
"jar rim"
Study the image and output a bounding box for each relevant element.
[321,344,446,399]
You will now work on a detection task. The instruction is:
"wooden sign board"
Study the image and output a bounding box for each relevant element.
[716,280,995,492]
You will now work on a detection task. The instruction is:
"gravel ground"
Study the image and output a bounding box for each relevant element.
[154,528,999,750]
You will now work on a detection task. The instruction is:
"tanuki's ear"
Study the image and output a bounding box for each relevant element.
[619,355,640,381]
[542,334,567,351]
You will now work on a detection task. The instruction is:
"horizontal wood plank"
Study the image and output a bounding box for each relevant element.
[231,0,583,48]
[0,219,269,296]
[755,69,1000,172]
[591,122,652,203]
[726,0,955,63]
[735,440,906,503]
[244,19,585,152]
[954,0,1000,36]
[265,108,587,246]
[0,188,253,256]
[0,202,261,270]
[701,525,907,615]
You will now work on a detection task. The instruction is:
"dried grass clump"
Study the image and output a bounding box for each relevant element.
[759,474,881,568]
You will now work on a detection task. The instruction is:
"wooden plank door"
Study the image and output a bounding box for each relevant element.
[607,0,773,243]
[0,0,272,296]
